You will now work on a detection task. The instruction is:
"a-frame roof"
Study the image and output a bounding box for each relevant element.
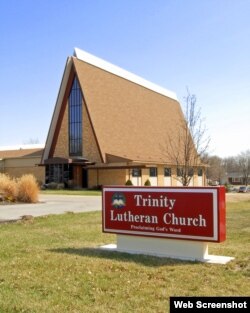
[42,48,185,164]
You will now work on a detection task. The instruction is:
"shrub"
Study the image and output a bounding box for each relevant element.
[17,174,39,203]
[57,183,65,190]
[144,179,151,186]
[0,173,18,201]
[46,182,58,190]
[125,179,133,186]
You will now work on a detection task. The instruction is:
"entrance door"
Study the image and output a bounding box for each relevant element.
[82,168,88,188]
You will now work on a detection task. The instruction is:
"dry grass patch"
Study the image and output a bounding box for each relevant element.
[0,173,39,203]
[0,173,18,201]
[17,174,39,203]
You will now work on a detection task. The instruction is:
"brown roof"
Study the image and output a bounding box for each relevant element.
[0,148,44,159]
[43,49,193,165]
[73,57,185,163]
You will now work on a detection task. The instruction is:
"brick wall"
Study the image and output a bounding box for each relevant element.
[1,157,45,183]
[53,99,102,163]
[88,168,127,188]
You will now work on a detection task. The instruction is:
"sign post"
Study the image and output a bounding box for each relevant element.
[101,186,234,264]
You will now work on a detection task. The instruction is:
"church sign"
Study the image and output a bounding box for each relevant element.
[102,186,226,242]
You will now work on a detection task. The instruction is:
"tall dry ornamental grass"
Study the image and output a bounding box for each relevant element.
[0,173,39,203]
[0,173,18,201]
[17,174,39,203]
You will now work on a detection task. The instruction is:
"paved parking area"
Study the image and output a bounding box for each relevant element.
[0,194,102,222]
[1,192,249,223]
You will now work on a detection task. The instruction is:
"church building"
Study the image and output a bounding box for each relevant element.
[41,48,206,188]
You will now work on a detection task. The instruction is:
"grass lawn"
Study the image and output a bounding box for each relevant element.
[40,189,101,196]
[0,199,249,312]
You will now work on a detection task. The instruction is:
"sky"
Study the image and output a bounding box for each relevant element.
[0,0,249,158]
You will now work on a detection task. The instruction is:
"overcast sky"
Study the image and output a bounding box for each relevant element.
[0,0,249,157]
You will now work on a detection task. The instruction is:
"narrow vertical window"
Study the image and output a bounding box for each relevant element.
[198,168,203,176]
[177,168,182,177]
[132,168,141,177]
[164,168,171,177]
[188,168,194,176]
[69,76,82,156]
[149,167,157,177]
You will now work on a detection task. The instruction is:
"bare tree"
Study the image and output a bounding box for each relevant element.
[23,138,40,145]
[165,90,210,186]
[206,155,226,184]
[238,150,250,185]
[223,156,240,173]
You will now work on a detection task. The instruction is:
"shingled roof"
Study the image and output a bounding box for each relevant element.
[0,147,44,159]
[42,48,189,165]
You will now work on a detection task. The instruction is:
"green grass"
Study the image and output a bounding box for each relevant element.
[40,189,101,196]
[0,200,249,313]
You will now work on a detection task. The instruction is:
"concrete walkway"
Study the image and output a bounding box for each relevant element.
[0,194,102,222]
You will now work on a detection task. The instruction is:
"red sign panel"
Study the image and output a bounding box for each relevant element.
[102,186,226,242]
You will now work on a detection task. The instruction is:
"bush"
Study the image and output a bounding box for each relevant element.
[46,182,58,190]
[144,179,151,186]
[57,183,65,190]
[125,179,133,186]
[0,173,18,201]
[17,174,39,203]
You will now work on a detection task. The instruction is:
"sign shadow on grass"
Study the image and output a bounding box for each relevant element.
[49,247,200,267]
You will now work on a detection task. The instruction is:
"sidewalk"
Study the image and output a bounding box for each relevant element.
[0,194,102,222]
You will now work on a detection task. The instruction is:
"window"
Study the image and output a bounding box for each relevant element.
[188,168,194,176]
[177,168,194,176]
[45,164,73,184]
[69,76,82,156]
[132,168,141,177]
[177,168,183,177]
[232,177,242,183]
[46,164,63,183]
[198,168,203,176]
[164,168,171,177]
[149,167,157,177]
